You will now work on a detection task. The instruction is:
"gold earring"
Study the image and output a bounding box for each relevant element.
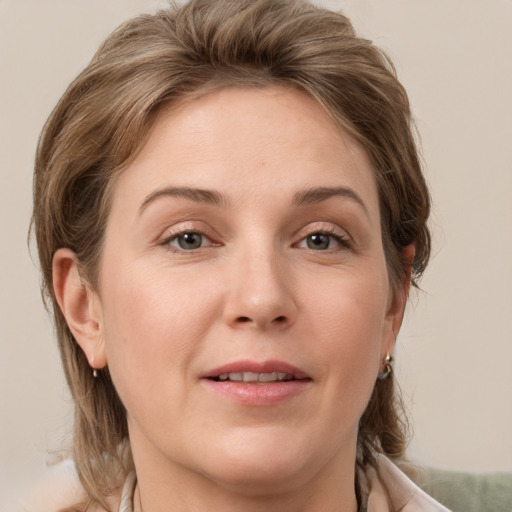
[378,352,394,380]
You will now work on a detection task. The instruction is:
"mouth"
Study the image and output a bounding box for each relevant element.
[202,361,311,405]
[202,360,312,405]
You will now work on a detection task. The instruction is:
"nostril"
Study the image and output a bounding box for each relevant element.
[233,315,289,326]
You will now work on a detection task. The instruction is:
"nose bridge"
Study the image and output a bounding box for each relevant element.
[223,237,297,329]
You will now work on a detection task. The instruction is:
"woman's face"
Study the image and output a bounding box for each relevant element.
[92,87,404,493]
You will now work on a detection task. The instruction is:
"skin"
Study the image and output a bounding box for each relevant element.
[54,87,410,512]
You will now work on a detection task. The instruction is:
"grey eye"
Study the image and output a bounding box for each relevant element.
[173,232,204,250]
[306,234,331,250]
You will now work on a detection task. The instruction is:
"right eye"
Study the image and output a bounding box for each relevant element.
[168,232,210,251]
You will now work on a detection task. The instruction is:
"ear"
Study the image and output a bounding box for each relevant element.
[381,244,415,358]
[52,248,107,370]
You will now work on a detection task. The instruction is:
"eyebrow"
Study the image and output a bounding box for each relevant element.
[293,187,369,217]
[138,186,226,216]
[138,185,369,218]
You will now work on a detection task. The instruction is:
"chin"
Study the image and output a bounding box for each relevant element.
[194,427,327,495]
[207,458,311,496]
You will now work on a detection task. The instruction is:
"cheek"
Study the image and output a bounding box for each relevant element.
[304,269,388,393]
[98,262,221,396]
[306,265,389,342]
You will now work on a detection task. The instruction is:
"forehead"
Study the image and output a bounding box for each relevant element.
[150,86,368,167]
[110,86,379,216]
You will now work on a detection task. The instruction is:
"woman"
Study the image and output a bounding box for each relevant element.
[31,0,448,510]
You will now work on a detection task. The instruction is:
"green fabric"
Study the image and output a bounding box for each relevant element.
[419,467,512,512]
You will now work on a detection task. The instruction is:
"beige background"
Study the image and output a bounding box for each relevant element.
[1,0,511,504]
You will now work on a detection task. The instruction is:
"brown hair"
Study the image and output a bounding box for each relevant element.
[32,0,430,508]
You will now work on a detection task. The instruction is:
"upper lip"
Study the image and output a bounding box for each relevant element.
[202,360,310,380]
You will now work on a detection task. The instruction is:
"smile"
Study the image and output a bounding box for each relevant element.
[202,360,311,405]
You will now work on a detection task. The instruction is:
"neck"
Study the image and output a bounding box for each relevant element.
[134,473,358,512]
[129,430,359,512]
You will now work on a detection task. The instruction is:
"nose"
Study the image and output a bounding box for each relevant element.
[222,247,298,331]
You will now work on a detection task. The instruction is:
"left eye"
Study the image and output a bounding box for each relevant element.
[297,233,346,251]
[169,232,209,250]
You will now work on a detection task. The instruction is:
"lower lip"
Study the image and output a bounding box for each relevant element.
[202,379,311,406]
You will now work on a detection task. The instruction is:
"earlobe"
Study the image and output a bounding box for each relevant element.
[52,248,107,370]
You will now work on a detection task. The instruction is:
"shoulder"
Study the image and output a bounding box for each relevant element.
[12,460,87,512]
[362,455,451,512]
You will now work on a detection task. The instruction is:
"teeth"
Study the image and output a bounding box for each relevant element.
[258,372,277,382]
[216,372,294,383]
